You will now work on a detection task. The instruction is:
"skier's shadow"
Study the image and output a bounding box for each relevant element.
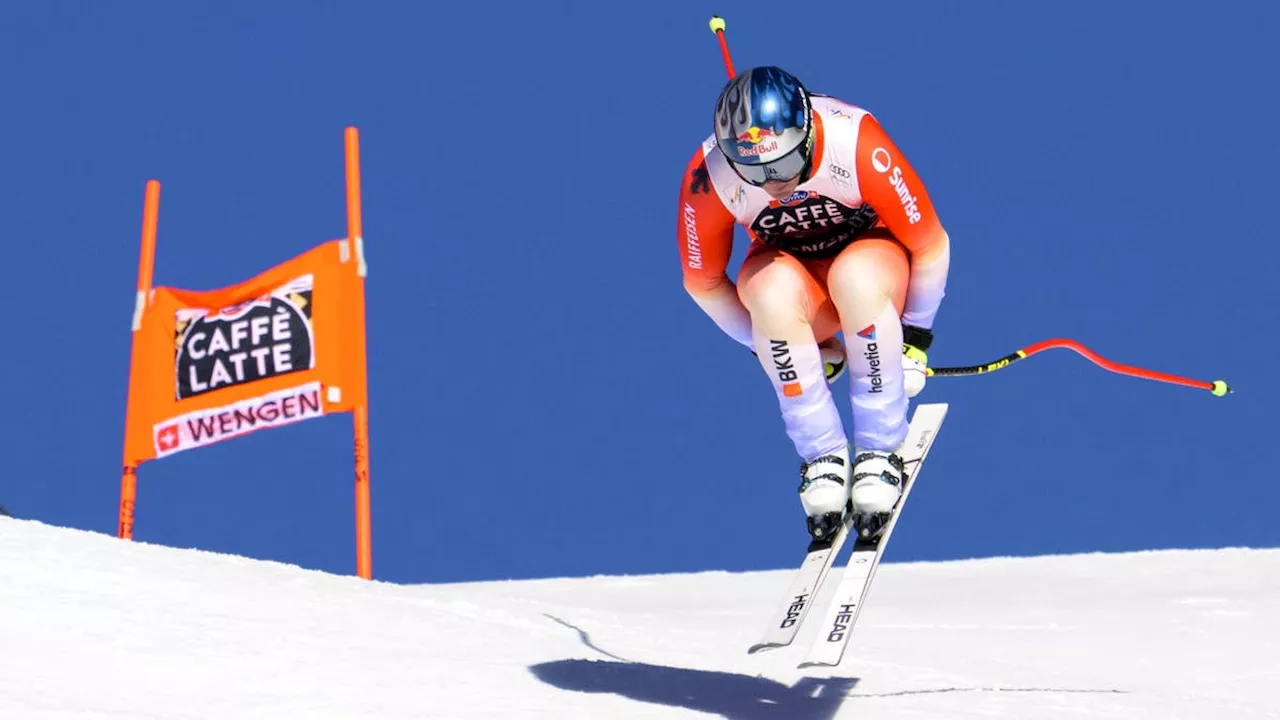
[529,658,856,720]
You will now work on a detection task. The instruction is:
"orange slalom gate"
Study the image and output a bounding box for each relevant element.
[117,128,374,580]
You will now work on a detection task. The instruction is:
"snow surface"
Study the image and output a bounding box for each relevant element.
[1,516,1277,719]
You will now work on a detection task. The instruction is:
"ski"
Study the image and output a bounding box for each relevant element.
[747,513,855,653]
[797,402,948,668]
[748,402,948,655]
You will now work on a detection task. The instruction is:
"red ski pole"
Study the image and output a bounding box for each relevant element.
[927,337,1232,397]
[709,16,735,78]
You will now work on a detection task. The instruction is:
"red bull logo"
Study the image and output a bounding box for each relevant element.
[735,126,779,157]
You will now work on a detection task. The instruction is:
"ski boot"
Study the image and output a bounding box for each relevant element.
[849,449,906,539]
[798,446,852,542]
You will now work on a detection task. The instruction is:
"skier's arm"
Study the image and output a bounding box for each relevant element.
[677,148,753,348]
[854,115,950,333]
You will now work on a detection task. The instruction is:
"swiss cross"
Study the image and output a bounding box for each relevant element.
[158,426,178,451]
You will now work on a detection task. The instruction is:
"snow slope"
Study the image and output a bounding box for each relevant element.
[1,516,1276,719]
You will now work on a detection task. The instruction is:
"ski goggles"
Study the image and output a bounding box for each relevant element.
[728,134,812,186]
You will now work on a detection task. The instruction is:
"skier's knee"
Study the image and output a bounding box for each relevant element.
[828,257,890,310]
[739,261,808,327]
[827,240,908,319]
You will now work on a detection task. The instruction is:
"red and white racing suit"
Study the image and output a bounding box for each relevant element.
[676,94,950,459]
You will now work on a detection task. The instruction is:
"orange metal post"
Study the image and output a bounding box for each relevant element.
[345,127,373,580]
[119,180,161,539]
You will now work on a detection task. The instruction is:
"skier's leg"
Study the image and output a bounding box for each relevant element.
[738,244,850,539]
[825,230,913,518]
[738,243,845,459]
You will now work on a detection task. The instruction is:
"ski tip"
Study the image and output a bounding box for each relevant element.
[796,660,837,670]
[912,402,949,422]
[747,643,784,655]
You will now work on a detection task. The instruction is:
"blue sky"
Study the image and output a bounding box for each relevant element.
[2,2,1276,584]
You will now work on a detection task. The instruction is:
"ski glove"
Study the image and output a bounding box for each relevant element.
[818,336,847,384]
[902,324,932,399]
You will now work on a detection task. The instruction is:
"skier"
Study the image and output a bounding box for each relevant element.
[676,66,951,541]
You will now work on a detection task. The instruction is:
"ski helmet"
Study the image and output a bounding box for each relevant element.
[713,66,814,186]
